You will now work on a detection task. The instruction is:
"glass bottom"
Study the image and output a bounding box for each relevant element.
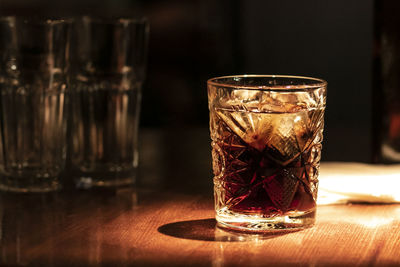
[74,170,136,189]
[216,207,316,232]
[0,175,60,193]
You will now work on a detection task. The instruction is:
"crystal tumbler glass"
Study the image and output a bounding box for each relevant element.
[208,75,327,231]
[0,16,71,192]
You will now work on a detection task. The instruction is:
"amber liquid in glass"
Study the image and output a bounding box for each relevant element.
[211,107,323,230]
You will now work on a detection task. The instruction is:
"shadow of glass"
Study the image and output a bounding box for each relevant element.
[158,218,302,242]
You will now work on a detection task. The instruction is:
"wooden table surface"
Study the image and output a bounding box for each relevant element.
[1,190,399,267]
[0,128,399,266]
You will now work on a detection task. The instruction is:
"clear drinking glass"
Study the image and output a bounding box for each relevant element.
[0,16,71,192]
[208,75,327,231]
[69,17,149,188]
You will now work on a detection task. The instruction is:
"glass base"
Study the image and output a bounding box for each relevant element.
[216,208,316,232]
[74,170,136,189]
[0,175,60,193]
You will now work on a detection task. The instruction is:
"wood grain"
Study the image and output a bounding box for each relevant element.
[0,188,399,267]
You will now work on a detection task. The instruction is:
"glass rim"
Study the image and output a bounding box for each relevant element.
[207,74,327,92]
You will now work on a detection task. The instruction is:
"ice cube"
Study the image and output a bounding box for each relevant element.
[264,113,302,161]
[215,108,273,151]
[214,98,312,166]
[257,91,320,113]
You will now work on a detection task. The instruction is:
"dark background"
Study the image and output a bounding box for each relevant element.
[0,0,374,162]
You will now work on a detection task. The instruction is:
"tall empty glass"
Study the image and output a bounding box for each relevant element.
[208,75,327,231]
[0,17,71,192]
[70,17,149,188]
